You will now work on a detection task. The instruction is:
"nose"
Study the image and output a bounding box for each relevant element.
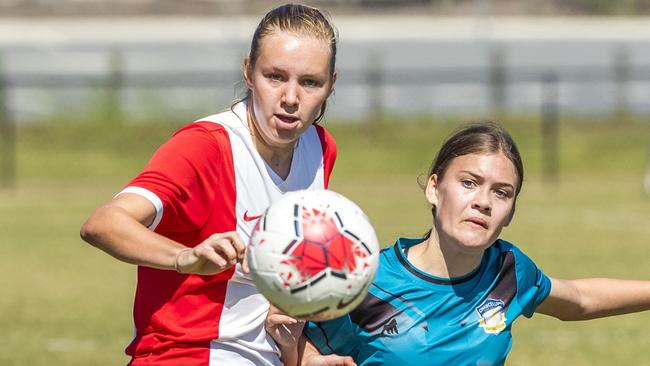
[281,82,299,110]
[471,189,491,214]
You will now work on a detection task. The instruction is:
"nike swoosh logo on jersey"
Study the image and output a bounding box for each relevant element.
[243,211,263,222]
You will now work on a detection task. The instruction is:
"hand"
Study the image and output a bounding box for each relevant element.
[175,231,247,275]
[303,354,357,366]
[265,305,305,348]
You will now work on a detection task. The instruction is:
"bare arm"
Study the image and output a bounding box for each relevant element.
[265,306,305,366]
[263,306,356,366]
[536,277,650,321]
[80,193,247,274]
[300,338,356,366]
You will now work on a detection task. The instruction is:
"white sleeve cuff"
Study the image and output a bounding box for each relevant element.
[115,186,164,231]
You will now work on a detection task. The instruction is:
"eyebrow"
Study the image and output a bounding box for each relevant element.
[264,65,329,79]
[458,170,516,190]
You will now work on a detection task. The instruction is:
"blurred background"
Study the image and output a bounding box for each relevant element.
[1,1,650,365]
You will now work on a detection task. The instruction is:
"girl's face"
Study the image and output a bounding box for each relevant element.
[426,152,518,254]
[244,31,335,149]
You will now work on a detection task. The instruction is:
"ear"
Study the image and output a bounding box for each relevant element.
[504,201,516,227]
[243,58,253,89]
[425,174,439,207]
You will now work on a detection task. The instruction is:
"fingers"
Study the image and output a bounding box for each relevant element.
[267,313,302,326]
[324,355,357,366]
[178,231,247,275]
[214,232,247,272]
[212,239,239,266]
[226,232,247,263]
[241,246,250,274]
[206,231,246,265]
[196,242,232,268]
[304,355,357,366]
[266,304,300,325]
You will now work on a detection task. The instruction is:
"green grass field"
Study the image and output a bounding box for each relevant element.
[1,115,650,365]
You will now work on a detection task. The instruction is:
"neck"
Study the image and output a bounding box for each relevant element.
[247,108,295,180]
[408,229,485,279]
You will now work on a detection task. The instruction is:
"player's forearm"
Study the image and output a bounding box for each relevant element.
[540,277,650,321]
[279,345,299,366]
[300,338,321,366]
[80,204,184,270]
[572,278,650,319]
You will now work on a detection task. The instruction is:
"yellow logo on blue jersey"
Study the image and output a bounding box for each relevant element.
[476,298,507,334]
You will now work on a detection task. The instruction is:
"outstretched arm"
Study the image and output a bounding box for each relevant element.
[536,277,650,321]
[80,193,247,274]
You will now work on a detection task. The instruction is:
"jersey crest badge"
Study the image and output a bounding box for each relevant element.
[476,298,507,334]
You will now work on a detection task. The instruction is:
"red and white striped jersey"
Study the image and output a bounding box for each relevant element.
[119,102,336,365]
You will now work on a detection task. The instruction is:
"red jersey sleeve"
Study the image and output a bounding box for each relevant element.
[127,123,233,235]
[315,125,337,188]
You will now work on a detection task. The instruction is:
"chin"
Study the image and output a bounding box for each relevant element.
[462,244,490,253]
[458,236,493,251]
[276,130,301,142]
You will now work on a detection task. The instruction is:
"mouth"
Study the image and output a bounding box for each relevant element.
[274,114,300,130]
[465,218,488,229]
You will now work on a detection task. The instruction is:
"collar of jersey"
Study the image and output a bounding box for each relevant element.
[393,237,488,287]
[232,100,302,192]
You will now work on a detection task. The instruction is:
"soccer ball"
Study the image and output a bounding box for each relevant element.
[247,189,379,321]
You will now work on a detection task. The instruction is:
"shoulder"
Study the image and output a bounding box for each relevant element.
[312,125,337,153]
[313,124,335,141]
[169,104,246,148]
[147,117,237,173]
[493,239,528,260]
[492,239,545,285]
[375,238,416,274]
[173,120,228,137]
[377,245,396,269]
[379,240,401,261]
[162,122,231,158]
[191,105,244,135]
[486,240,538,278]
[191,102,248,134]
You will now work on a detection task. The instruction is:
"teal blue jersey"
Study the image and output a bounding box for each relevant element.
[305,237,552,366]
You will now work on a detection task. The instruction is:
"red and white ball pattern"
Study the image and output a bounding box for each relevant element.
[247,189,379,321]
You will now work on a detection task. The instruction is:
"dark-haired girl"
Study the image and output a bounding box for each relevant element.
[271,122,650,366]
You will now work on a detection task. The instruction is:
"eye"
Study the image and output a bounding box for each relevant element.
[494,189,512,199]
[461,179,475,189]
[268,73,284,82]
[302,78,320,87]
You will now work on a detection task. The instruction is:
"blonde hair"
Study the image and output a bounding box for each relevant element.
[239,3,338,123]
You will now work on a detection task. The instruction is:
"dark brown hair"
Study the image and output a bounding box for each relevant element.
[427,121,524,196]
